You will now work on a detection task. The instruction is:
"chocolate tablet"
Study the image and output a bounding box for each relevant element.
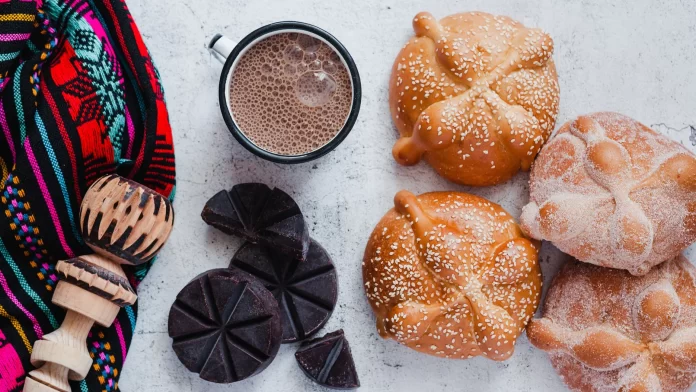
[230,240,338,343]
[295,330,360,390]
[202,183,310,260]
[168,269,282,383]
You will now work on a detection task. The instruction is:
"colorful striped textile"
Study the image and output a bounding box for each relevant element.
[0,0,175,391]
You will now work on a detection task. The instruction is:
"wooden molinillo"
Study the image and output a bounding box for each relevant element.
[23,174,174,392]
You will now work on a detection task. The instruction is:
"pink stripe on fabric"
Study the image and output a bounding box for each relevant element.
[114,319,127,362]
[124,107,135,158]
[0,33,31,42]
[24,139,74,257]
[0,103,16,163]
[0,329,25,391]
[0,269,42,337]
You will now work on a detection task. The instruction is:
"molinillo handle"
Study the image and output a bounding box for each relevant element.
[23,175,174,392]
[208,34,238,63]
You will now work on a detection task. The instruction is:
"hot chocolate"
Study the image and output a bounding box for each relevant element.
[228,32,353,156]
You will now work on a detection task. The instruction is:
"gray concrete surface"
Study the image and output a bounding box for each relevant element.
[121,0,696,390]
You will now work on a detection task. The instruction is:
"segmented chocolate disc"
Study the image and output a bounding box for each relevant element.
[168,269,282,383]
[230,239,338,343]
[201,183,310,260]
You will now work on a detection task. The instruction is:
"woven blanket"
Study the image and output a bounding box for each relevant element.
[0,0,175,391]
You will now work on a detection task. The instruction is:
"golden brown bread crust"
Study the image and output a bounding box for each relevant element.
[362,191,542,360]
[521,112,696,275]
[527,257,696,392]
[389,12,560,186]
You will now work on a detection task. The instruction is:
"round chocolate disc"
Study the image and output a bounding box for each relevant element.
[168,269,282,383]
[201,183,310,260]
[230,239,338,343]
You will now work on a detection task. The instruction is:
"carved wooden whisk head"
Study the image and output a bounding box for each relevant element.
[80,174,175,266]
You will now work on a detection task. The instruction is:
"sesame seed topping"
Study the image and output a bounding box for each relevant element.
[390,11,560,185]
[364,190,542,360]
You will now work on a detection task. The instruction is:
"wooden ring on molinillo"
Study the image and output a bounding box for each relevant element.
[24,175,174,392]
[55,255,137,307]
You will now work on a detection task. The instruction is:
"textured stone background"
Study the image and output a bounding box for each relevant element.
[121,0,696,390]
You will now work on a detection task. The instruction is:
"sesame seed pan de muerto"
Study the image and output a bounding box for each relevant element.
[389,12,560,186]
[362,191,541,360]
[521,112,696,276]
[527,256,696,392]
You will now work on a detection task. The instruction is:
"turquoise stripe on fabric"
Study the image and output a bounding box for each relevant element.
[125,305,136,332]
[0,238,58,328]
[26,41,39,53]
[0,51,20,62]
[34,113,81,243]
[80,380,88,392]
[12,62,25,142]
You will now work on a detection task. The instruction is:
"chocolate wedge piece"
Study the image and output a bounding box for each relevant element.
[168,269,282,383]
[230,239,338,343]
[295,330,360,390]
[201,183,310,260]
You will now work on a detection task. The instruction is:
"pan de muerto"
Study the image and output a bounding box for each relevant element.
[362,190,541,360]
[521,112,696,275]
[527,256,696,392]
[389,12,560,186]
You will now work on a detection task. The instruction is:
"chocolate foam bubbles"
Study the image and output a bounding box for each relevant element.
[228,32,353,156]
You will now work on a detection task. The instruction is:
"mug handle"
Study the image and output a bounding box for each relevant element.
[208,34,237,63]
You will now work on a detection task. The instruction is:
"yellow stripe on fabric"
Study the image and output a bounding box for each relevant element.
[0,14,35,22]
[0,157,7,184]
[0,304,32,353]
